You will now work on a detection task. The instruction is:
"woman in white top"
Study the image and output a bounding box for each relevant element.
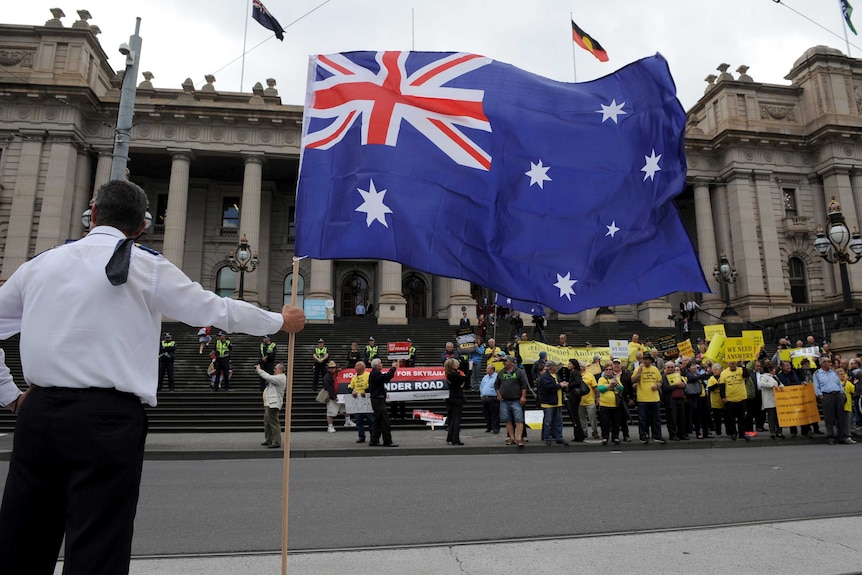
[757,362,783,439]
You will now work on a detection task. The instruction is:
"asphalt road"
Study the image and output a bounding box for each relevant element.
[1,444,859,557]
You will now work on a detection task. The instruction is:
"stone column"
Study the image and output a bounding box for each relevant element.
[378,261,407,324]
[693,180,721,315]
[70,149,93,239]
[447,278,476,326]
[851,169,862,236]
[807,175,835,294]
[35,138,79,254]
[239,153,264,305]
[162,150,192,268]
[92,149,113,192]
[433,276,451,320]
[710,182,733,259]
[726,170,765,301]
[821,166,862,298]
[752,171,789,299]
[307,259,333,324]
[2,134,44,279]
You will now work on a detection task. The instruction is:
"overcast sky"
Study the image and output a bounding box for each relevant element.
[3,1,857,110]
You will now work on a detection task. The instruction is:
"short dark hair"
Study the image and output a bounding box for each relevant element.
[93,180,148,235]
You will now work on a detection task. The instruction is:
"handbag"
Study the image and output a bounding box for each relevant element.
[315,389,330,404]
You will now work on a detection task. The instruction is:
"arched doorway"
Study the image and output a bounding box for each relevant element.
[403,274,427,318]
[283,273,305,310]
[341,273,369,317]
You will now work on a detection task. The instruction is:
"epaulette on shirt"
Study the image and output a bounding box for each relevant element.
[134,243,162,257]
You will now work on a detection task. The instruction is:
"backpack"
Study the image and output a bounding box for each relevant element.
[568,371,590,398]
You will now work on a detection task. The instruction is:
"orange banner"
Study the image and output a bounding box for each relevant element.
[774,384,821,427]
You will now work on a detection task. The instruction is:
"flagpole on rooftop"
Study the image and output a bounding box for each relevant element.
[570,12,578,81]
[241,0,251,91]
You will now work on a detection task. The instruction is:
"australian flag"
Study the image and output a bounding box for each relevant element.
[495,294,545,318]
[295,51,709,314]
[252,0,284,41]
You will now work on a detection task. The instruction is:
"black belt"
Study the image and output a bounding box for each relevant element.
[482,395,497,399]
[33,384,137,400]
[823,391,842,394]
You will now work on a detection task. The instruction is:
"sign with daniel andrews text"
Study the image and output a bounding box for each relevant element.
[335,367,451,402]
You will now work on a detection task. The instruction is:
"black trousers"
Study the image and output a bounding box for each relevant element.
[0,385,148,575]
[370,397,393,445]
[446,398,464,443]
[666,397,686,439]
[213,357,231,390]
[725,400,747,437]
[482,396,500,431]
[158,358,174,391]
[312,362,326,391]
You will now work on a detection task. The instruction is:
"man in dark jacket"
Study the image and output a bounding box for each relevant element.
[368,358,399,447]
[538,361,568,445]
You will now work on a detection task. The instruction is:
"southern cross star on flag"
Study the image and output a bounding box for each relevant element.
[294,51,709,314]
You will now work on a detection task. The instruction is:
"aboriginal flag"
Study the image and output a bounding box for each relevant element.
[572,19,608,62]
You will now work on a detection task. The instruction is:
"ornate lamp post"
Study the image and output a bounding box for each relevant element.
[712,251,739,318]
[813,198,862,325]
[228,234,259,301]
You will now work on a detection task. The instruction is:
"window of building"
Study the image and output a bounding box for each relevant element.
[783,188,797,218]
[222,197,240,228]
[788,257,807,304]
[284,273,305,309]
[216,266,237,298]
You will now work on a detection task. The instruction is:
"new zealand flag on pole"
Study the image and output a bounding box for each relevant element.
[252,0,284,41]
[295,51,709,313]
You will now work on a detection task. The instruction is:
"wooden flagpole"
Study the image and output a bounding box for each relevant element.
[281,256,301,574]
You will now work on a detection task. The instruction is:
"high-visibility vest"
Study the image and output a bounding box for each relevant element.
[216,339,231,358]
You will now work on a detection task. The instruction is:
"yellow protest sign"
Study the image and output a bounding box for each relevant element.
[742,330,764,352]
[724,336,757,363]
[677,339,694,358]
[666,372,682,386]
[703,324,726,342]
[704,333,725,363]
[775,384,821,427]
[779,349,792,363]
[518,341,610,366]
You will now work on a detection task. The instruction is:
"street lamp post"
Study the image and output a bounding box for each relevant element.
[228,234,259,301]
[813,198,862,326]
[712,251,739,318]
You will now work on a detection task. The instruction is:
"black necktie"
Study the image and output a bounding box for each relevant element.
[106,238,134,286]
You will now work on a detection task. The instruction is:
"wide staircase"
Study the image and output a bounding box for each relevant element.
[0,318,704,433]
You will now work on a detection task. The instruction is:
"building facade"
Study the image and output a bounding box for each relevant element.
[0,13,859,328]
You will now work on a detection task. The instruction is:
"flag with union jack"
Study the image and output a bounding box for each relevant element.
[295,51,709,314]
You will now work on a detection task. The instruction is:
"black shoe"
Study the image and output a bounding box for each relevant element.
[356,438,366,443]
[655,438,666,445]
[743,435,751,442]
[556,439,568,445]
[756,427,766,432]
[813,430,825,435]
[680,436,690,441]
[493,429,500,434]
[260,441,271,446]
[485,429,493,433]
[612,439,620,445]
[382,443,399,447]
[730,434,738,441]
[267,444,280,449]
[641,439,649,445]
[451,441,464,446]
[623,437,631,442]
[669,437,680,441]
[368,443,380,447]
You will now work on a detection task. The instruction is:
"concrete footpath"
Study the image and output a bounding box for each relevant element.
[68,516,862,575]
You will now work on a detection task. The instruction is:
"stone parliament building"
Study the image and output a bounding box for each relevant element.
[1,11,861,335]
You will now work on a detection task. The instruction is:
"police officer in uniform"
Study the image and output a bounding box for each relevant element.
[158,332,176,392]
[258,334,277,391]
[312,338,329,391]
[0,179,306,575]
[213,331,232,391]
[365,336,379,364]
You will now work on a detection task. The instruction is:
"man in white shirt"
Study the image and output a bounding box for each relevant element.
[0,179,306,575]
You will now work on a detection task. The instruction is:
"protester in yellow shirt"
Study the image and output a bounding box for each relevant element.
[838,368,856,442]
[628,334,646,365]
[720,360,753,442]
[632,352,666,444]
[707,363,726,437]
[579,363,599,440]
[597,362,623,445]
[348,361,373,443]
